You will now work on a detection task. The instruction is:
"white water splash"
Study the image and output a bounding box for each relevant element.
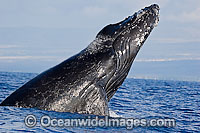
[109,110,122,117]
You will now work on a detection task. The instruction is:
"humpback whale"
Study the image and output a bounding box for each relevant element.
[0,4,159,116]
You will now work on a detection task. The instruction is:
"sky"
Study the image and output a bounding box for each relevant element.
[0,0,199,81]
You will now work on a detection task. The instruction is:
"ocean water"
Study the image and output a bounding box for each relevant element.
[0,72,199,132]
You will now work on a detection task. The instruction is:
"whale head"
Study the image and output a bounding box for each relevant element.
[87,4,160,101]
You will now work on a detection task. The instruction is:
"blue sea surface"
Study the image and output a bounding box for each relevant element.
[0,72,199,132]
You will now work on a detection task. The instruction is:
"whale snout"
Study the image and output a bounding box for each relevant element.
[142,4,160,22]
[150,4,160,10]
[149,5,160,28]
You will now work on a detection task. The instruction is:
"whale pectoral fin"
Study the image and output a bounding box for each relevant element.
[77,85,109,116]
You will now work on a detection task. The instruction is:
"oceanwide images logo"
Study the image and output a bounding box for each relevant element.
[24,114,176,129]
